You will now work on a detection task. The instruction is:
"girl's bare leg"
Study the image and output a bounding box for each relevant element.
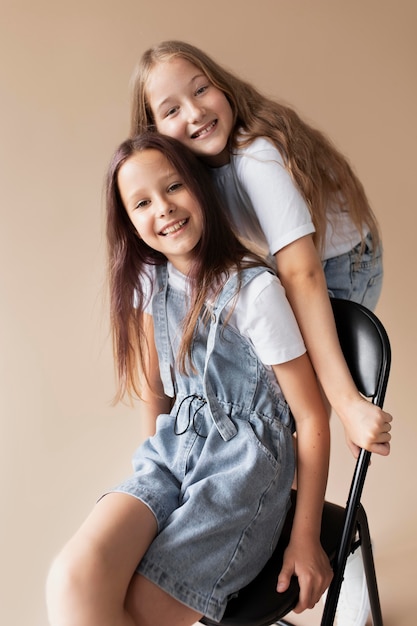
[126,574,202,626]
[46,493,154,626]
[46,492,203,626]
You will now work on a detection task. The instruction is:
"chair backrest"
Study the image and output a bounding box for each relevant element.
[322,299,391,625]
[329,298,391,554]
[331,298,391,406]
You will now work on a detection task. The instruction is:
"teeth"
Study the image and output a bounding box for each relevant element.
[192,120,216,138]
[161,219,187,236]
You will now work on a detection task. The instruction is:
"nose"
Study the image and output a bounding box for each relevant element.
[156,195,175,217]
[186,101,205,124]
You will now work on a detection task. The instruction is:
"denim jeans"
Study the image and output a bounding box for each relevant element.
[323,232,383,311]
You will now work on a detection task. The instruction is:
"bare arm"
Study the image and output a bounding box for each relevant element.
[272,353,333,612]
[275,235,392,457]
[139,313,172,438]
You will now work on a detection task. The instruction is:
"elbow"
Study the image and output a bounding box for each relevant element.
[274,236,327,296]
[278,264,326,295]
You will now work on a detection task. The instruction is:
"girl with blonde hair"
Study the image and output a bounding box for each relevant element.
[130,40,391,460]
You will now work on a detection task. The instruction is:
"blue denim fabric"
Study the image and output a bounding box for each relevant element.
[323,232,383,311]
[113,265,295,621]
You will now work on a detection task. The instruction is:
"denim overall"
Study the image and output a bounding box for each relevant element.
[114,264,296,621]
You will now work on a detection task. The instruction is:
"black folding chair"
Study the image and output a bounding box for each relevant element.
[201,298,391,626]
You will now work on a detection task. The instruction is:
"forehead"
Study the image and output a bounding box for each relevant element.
[146,57,206,103]
[118,149,175,187]
[127,148,172,170]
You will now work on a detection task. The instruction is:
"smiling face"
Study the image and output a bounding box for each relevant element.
[145,57,234,167]
[117,148,203,274]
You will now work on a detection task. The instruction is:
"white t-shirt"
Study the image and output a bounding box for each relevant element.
[144,263,306,369]
[210,136,363,261]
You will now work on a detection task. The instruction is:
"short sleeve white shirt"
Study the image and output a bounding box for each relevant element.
[210,135,364,261]
[210,136,315,260]
[144,263,305,368]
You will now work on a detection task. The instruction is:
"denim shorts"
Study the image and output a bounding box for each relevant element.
[112,403,295,622]
[322,232,383,312]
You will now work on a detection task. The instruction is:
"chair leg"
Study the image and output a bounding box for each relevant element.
[356,507,383,626]
[320,572,342,625]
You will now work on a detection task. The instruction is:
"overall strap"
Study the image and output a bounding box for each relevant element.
[203,266,270,441]
[152,264,175,397]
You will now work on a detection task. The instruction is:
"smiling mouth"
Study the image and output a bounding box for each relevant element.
[160,218,188,236]
[191,120,217,139]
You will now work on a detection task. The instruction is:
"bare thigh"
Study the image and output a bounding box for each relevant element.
[47,492,160,626]
[87,495,201,624]
[76,493,159,594]
[126,572,203,626]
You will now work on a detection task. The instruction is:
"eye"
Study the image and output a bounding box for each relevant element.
[165,105,179,118]
[195,84,209,96]
[134,199,150,210]
[168,182,184,193]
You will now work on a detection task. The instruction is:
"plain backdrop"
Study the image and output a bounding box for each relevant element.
[1,1,416,625]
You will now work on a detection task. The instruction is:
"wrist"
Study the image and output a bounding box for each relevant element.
[289,528,321,550]
[330,390,363,425]
[290,517,322,543]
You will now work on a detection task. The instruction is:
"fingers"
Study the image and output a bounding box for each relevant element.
[370,441,391,456]
[278,552,333,613]
[346,438,360,459]
[384,419,392,433]
[292,567,333,613]
[276,567,292,594]
[383,410,393,424]
[345,405,393,456]
[369,416,392,456]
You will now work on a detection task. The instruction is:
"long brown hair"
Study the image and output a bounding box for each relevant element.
[105,132,266,401]
[130,40,380,255]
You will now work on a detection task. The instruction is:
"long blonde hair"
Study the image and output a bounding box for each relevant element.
[130,40,380,255]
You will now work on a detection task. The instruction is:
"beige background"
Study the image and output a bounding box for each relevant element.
[1,1,416,625]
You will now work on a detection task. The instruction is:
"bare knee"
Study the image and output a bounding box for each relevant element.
[47,532,126,626]
[46,494,158,625]
[46,542,91,624]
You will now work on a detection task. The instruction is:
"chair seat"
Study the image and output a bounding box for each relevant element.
[201,491,346,626]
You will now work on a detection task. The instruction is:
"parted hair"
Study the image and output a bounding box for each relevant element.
[105,132,266,401]
[130,39,380,255]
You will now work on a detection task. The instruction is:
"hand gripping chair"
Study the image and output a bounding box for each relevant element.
[200,298,391,626]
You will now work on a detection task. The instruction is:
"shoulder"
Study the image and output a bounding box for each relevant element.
[135,264,157,313]
[230,268,306,365]
[138,263,189,315]
[231,135,287,187]
[238,268,285,306]
[234,133,285,164]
